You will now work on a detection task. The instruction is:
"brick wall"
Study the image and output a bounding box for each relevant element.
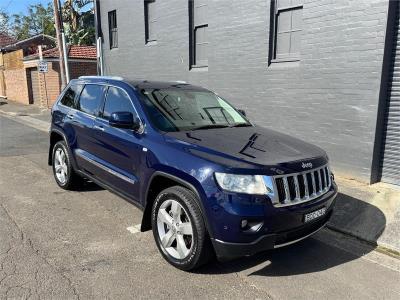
[3,50,24,70]
[100,0,390,183]
[4,68,29,104]
[69,61,97,79]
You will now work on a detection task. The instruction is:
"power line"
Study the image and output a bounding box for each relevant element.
[1,0,13,11]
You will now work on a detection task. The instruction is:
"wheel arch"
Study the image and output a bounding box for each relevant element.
[48,130,66,165]
[141,171,214,238]
[48,129,77,170]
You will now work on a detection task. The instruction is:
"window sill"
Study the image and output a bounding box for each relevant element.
[190,65,208,72]
[145,40,157,46]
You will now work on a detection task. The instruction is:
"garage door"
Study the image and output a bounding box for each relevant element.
[381,4,400,185]
[27,68,40,105]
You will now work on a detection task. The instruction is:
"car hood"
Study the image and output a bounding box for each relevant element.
[164,125,327,172]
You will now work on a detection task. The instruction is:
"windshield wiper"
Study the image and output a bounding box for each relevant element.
[229,123,252,128]
[191,124,230,131]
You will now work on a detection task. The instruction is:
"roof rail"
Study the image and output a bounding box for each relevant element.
[175,80,187,84]
[79,75,124,81]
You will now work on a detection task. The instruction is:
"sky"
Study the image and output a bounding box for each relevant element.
[1,0,55,15]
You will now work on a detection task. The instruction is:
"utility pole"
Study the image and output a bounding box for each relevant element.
[53,0,66,88]
[58,0,70,83]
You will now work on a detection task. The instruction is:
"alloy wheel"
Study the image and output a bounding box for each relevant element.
[156,199,194,259]
[54,148,68,184]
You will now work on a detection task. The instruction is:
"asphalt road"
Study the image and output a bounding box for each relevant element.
[1,114,400,299]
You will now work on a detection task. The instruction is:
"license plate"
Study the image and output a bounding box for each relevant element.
[304,207,326,223]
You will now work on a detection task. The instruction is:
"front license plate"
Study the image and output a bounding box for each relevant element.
[304,207,326,223]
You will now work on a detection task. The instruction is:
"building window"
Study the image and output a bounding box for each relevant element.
[272,0,303,62]
[108,10,118,49]
[189,0,208,68]
[144,0,157,43]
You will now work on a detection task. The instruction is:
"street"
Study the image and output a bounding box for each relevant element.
[1,113,400,300]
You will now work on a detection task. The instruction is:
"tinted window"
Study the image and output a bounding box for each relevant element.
[60,84,82,108]
[77,84,105,116]
[102,87,136,120]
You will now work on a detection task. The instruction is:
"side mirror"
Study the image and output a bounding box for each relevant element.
[109,112,141,131]
[238,109,246,117]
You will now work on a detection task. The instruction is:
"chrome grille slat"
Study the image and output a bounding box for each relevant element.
[317,169,322,192]
[303,174,309,198]
[293,175,300,200]
[311,173,317,196]
[282,177,291,204]
[272,164,332,207]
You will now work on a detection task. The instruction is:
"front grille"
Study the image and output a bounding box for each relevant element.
[273,165,331,207]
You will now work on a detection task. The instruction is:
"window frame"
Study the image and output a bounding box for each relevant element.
[270,0,303,64]
[58,84,83,109]
[108,10,118,49]
[189,0,208,69]
[100,86,139,121]
[144,0,157,44]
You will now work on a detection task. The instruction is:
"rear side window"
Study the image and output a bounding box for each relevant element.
[77,84,105,116]
[102,86,137,120]
[60,84,82,108]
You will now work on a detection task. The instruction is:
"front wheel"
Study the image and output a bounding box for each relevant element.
[151,186,213,271]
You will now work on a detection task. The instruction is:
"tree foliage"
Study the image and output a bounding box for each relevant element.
[11,3,55,40]
[62,0,95,45]
[2,1,95,45]
[0,9,10,33]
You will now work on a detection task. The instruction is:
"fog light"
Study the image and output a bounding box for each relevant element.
[241,219,248,229]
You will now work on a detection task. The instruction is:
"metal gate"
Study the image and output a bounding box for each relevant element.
[27,67,40,105]
[381,4,400,185]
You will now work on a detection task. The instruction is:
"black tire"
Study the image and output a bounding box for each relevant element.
[151,186,213,271]
[52,140,81,190]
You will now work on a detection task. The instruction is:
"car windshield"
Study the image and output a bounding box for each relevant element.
[139,88,250,132]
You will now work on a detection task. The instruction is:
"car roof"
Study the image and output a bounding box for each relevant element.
[127,80,209,91]
[73,76,210,92]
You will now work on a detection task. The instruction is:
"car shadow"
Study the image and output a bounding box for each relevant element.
[73,179,105,192]
[196,192,386,277]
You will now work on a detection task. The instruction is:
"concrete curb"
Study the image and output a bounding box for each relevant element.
[327,224,400,259]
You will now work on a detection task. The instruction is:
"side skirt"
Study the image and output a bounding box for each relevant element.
[76,169,144,212]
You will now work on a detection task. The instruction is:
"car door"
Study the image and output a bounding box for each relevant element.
[91,85,144,202]
[72,83,107,175]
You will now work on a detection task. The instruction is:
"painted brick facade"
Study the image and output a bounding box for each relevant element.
[99,0,391,183]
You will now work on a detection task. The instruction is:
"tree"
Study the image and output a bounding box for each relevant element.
[0,9,11,34]
[62,0,95,45]
[11,3,55,40]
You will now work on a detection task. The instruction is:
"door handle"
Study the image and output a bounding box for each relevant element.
[94,125,105,132]
[66,114,74,119]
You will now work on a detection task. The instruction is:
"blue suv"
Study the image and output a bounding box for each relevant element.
[49,76,337,270]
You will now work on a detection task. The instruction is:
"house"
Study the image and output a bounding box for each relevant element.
[0,32,17,98]
[23,45,97,107]
[0,34,56,102]
[95,0,400,186]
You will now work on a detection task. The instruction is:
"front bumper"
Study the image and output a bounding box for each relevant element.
[209,177,337,261]
[212,209,332,260]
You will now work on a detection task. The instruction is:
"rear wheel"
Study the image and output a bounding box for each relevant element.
[52,141,81,189]
[151,186,213,271]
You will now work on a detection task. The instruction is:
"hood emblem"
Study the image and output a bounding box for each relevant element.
[302,162,313,169]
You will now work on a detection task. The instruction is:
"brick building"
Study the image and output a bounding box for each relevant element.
[23,45,97,107]
[0,34,55,103]
[96,0,400,186]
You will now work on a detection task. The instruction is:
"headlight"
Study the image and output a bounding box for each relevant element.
[214,173,271,195]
